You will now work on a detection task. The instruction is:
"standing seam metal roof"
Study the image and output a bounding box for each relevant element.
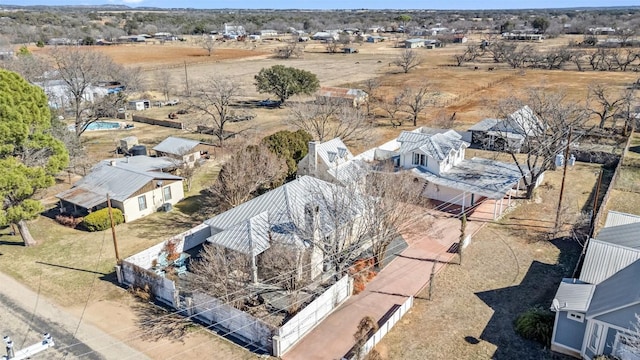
[552,279,596,312]
[587,259,640,318]
[152,136,201,155]
[579,239,640,284]
[595,222,640,249]
[604,210,640,228]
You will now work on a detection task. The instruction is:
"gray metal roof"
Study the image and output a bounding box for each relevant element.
[152,136,201,156]
[552,279,595,312]
[56,162,182,208]
[208,211,270,256]
[204,176,364,256]
[397,129,466,161]
[469,119,500,132]
[579,239,640,284]
[101,156,177,172]
[596,222,640,249]
[315,138,353,167]
[587,259,640,318]
[411,157,525,199]
[327,159,370,185]
[604,210,640,228]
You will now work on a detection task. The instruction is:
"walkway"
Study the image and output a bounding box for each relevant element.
[282,213,486,360]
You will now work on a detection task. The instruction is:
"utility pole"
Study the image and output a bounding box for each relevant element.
[554,127,573,232]
[106,194,121,263]
[184,61,190,97]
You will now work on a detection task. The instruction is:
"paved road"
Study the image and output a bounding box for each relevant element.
[0,271,150,360]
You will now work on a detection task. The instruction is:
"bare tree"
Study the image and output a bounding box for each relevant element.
[496,88,589,199]
[353,316,378,360]
[209,144,286,210]
[402,84,432,127]
[257,239,310,291]
[453,44,481,66]
[190,76,243,145]
[155,69,173,102]
[361,78,381,119]
[393,49,422,73]
[274,38,304,59]
[50,48,128,137]
[187,243,252,309]
[380,91,406,127]
[587,83,635,129]
[287,99,372,144]
[198,36,217,56]
[325,40,340,54]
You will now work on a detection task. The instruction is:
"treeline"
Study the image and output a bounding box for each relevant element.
[0,7,639,46]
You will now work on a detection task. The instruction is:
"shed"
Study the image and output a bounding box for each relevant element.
[404,38,425,48]
[342,47,358,54]
[128,99,150,111]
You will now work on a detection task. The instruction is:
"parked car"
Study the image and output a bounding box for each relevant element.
[258,99,282,108]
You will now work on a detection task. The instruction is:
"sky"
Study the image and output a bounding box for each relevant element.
[2,0,639,10]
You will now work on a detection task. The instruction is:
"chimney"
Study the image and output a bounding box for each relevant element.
[308,141,319,174]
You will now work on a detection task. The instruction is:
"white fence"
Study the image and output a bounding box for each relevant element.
[273,276,353,357]
[120,261,178,306]
[189,292,275,352]
[359,296,414,358]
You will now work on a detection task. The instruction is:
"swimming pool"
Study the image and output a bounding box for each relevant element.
[68,121,124,131]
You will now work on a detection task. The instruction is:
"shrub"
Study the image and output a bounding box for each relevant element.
[81,208,124,232]
[514,306,555,346]
[55,214,83,228]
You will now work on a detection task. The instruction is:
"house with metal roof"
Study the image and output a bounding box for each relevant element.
[468,106,544,153]
[394,127,531,218]
[204,175,367,282]
[404,38,425,48]
[56,156,184,222]
[152,136,213,168]
[550,211,640,359]
[297,138,368,185]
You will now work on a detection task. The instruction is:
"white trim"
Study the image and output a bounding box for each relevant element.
[587,301,640,321]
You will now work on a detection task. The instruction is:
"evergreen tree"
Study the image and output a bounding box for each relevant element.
[254,65,320,103]
[0,69,69,246]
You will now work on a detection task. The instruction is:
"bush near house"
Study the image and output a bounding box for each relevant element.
[514,306,555,346]
[81,208,124,232]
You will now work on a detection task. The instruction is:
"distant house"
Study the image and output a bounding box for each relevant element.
[502,32,544,42]
[128,99,151,111]
[311,31,339,41]
[223,24,246,39]
[453,34,468,43]
[467,106,544,153]
[56,156,184,222]
[550,212,640,359]
[153,136,213,167]
[35,79,109,110]
[366,35,385,43]
[342,47,358,54]
[424,39,442,49]
[0,49,14,60]
[404,38,425,48]
[259,29,278,37]
[315,86,368,108]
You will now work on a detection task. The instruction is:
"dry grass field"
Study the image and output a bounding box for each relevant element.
[2,35,638,359]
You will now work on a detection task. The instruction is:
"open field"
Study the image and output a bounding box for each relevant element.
[376,161,603,359]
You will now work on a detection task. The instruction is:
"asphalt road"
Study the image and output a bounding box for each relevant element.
[0,271,150,360]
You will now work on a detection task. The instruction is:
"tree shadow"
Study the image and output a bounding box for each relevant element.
[475,238,580,360]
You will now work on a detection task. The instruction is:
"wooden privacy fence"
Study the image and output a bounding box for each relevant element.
[132,115,184,129]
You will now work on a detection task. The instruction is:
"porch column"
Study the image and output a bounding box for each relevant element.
[508,191,512,206]
[499,197,504,215]
[461,192,465,215]
[493,200,498,219]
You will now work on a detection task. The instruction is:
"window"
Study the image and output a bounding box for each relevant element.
[420,154,426,167]
[138,195,147,211]
[413,153,420,165]
[163,186,172,201]
[567,312,584,323]
[588,323,602,352]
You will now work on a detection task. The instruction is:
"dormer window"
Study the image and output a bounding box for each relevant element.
[412,153,426,166]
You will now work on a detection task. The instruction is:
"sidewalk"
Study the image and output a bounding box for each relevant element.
[282,214,485,360]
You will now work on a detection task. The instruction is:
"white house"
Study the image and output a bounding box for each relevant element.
[35,79,109,110]
[404,38,425,48]
[56,156,184,222]
[297,138,370,185]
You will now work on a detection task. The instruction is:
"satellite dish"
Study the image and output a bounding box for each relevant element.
[552,298,560,311]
